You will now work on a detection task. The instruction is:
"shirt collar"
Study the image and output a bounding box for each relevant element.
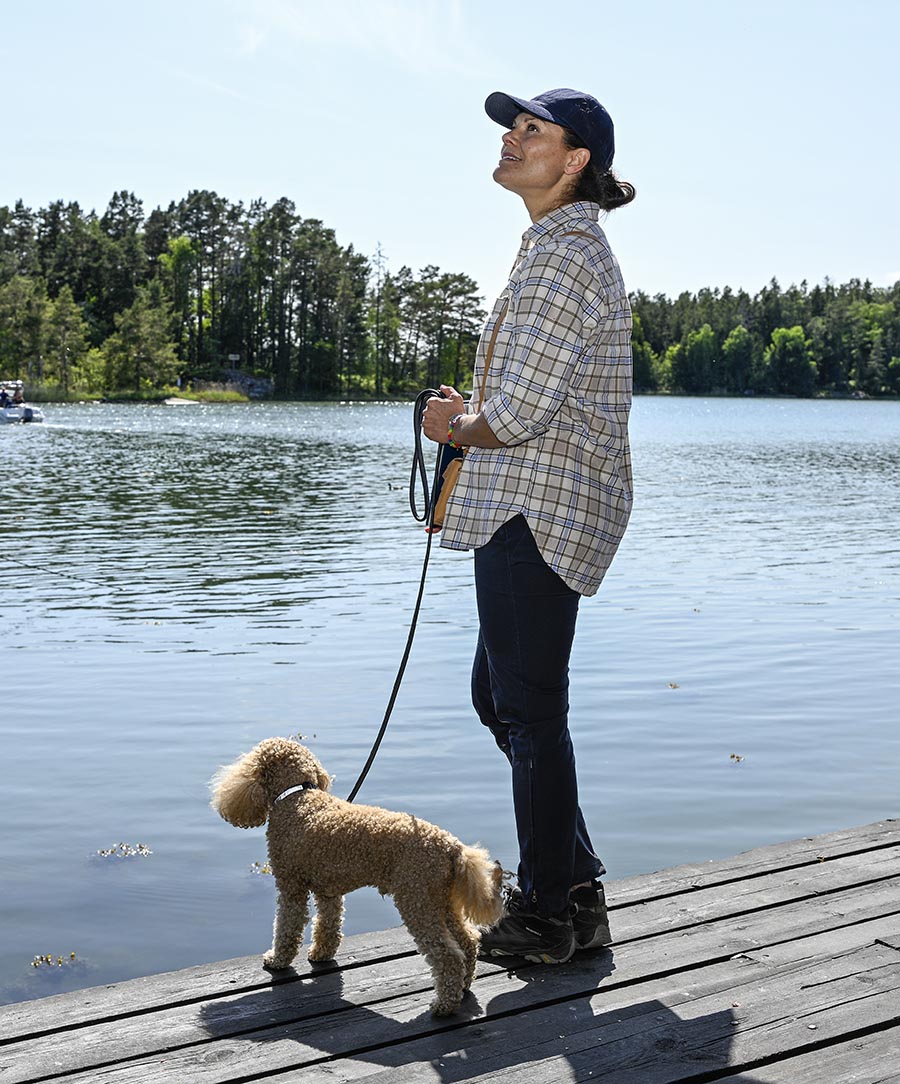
[522,201,601,248]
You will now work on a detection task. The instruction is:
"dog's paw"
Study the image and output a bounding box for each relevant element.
[262,951,293,971]
[307,944,338,963]
[429,995,462,1017]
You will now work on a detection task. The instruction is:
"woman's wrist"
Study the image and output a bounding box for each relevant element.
[447,413,466,449]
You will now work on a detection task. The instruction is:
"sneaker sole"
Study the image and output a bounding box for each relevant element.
[574,924,612,950]
[483,943,576,965]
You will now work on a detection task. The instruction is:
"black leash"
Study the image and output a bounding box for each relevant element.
[344,390,448,803]
[408,388,448,528]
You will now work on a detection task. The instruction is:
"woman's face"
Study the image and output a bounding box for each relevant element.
[493,111,579,201]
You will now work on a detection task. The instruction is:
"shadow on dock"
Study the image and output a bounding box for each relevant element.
[198,949,769,1082]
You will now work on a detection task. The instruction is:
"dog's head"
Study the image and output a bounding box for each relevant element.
[209,738,332,828]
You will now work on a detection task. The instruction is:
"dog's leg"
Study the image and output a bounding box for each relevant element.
[395,891,467,1017]
[308,893,344,962]
[263,885,309,971]
[447,913,479,990]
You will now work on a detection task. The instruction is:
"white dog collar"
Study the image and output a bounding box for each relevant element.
[273,782,318,804]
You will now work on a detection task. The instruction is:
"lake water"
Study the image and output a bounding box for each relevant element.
[2,397,898,1005]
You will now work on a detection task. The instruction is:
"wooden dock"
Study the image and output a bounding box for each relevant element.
[2,819,900,1083]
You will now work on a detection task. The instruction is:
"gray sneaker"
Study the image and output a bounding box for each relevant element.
[570,880,612,949]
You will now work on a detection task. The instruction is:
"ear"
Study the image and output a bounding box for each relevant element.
[316,764,333,792]
[564,146,591,177]
[209,754,270,828]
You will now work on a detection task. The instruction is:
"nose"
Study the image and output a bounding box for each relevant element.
[501,129,517,148]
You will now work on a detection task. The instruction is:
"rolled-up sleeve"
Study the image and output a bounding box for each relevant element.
[482,245,606,446]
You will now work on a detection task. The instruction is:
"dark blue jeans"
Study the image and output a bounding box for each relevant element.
[471,514,604,917]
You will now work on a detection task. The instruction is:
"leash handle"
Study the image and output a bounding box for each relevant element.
[409,388,449,530]
[408,299,509,529]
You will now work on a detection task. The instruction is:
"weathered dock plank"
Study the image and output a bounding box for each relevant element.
[1,820,898,1084]
[0,928,417,1043]
[302,920,900,1084]
[13,909,900,1084]
[6,868,900,1082]
[204,918,900,1084]
[715,1028,900,1083]
[5,820,898,1045]
[7,819,896,1044]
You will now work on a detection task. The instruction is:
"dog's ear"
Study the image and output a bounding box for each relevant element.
[301,746,333,792]
[209,757,270,828]
[315,765,333,792]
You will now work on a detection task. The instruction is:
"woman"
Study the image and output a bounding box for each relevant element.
[423,88,635,964]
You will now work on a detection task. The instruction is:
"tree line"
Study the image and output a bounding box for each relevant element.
[1,191,898,399]
[0,191,484,398]
[631,277,900,397]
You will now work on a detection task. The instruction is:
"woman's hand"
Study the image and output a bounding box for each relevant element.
[422,385,465,443]
[423,384,506,449]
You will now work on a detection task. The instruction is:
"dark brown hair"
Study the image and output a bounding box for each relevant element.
[562,128,635,210]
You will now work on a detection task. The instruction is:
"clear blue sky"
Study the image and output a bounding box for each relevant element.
[2,0,898,303]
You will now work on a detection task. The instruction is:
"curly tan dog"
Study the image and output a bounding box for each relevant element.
[210,737,502,1016]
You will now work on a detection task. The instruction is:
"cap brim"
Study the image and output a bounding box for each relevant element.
[484,91,556,129]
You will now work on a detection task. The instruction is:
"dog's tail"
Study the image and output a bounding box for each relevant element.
[450,844,503,926]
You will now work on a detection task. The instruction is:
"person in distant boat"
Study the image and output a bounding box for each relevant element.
[423,88,635,964]
[12,386,24,405]
[0,389,8,408]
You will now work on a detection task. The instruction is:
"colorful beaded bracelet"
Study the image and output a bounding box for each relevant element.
[447,413,465,450]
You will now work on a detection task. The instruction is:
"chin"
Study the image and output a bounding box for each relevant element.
[492,166,516,191]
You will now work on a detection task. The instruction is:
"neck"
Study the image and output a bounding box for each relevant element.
[524,196,560,222]
[522,189,577,223]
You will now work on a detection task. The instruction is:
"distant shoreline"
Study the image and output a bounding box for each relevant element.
[28,389,899,407]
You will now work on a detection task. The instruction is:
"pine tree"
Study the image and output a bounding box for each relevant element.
[101,282,178,394]
[44,285,90,395]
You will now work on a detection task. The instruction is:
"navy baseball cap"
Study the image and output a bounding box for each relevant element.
[485,88,615,172]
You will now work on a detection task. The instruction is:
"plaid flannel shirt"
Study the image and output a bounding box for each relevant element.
[440,201,633,596]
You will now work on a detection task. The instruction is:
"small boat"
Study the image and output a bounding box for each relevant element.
[0,380,44,424]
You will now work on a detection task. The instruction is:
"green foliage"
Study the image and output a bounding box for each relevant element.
[630,313,657,391]
[655,343,678,391]
[0,274,47,379]
[763,326,817,396]
[159,234,196,360]
[633,277,899,397]
[720,324,759,393]
[100,283,179,394]
[0,192,487,399]
[672,323,717,393]
[44,285,90,395]
[3,191,899,400]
